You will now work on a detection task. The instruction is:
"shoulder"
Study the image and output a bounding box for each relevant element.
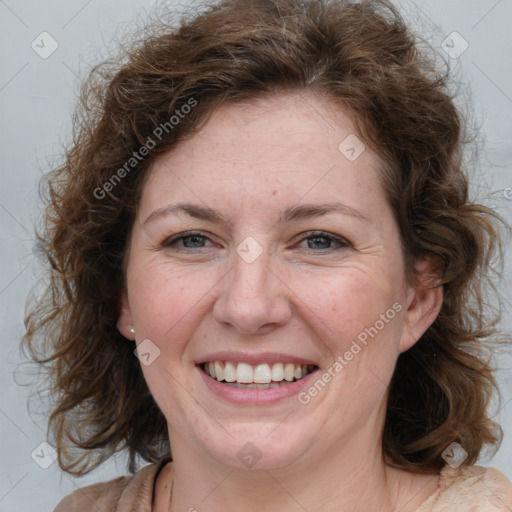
[421,465,512,511]
[54,475,130,511]
[53,460,168,512]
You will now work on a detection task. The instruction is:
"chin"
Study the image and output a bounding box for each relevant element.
[199,422,313,472]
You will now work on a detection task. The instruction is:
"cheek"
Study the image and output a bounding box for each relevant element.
[292,268,401,346]
[127,261,218,352]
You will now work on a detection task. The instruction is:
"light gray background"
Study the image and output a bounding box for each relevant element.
[1,0,511,510]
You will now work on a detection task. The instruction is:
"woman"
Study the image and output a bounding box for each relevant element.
[23,0,512,510]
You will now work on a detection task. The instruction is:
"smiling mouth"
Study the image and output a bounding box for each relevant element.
[201,361,318,389]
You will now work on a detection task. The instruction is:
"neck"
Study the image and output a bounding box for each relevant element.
[167,425,420,512]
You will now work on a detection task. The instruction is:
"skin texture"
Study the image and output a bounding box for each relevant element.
[118,92,444,512]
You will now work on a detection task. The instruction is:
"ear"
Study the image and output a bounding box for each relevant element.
[117,292,135,340]
[399,257,444,353]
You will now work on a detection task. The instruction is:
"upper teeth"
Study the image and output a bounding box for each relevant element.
[204,361,314,384]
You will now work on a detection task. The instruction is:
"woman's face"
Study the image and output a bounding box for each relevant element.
[119,92,440,471]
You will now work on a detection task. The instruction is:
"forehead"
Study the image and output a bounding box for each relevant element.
[139,92,385,218]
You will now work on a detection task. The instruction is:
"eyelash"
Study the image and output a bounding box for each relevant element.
[161,231,216,250]
[296,231,351,251]
[161,230,351,252]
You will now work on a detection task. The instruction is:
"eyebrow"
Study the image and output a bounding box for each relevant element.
[280,203,369,223]
[142,201,369,226]
[143,203,229,226]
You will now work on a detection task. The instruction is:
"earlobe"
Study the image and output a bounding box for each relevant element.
[117,293,135,340]
[399,258,444,353]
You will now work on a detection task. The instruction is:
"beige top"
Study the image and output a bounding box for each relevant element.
[54,460,512,511]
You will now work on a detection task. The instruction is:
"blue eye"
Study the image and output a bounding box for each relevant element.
[298,232,350,251]
[180,235,208,248]
[161,230,350,253]
[162,232,212,249]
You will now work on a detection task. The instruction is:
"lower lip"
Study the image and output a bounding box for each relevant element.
[197,366,320,405]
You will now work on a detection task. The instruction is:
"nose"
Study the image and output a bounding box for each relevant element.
[212,246,292,335]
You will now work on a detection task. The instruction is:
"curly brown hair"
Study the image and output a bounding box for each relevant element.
[23,0,507,476]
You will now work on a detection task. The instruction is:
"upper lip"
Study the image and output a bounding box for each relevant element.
[195,351,319,366]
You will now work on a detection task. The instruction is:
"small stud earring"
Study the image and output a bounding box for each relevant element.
[130,327,135,335]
